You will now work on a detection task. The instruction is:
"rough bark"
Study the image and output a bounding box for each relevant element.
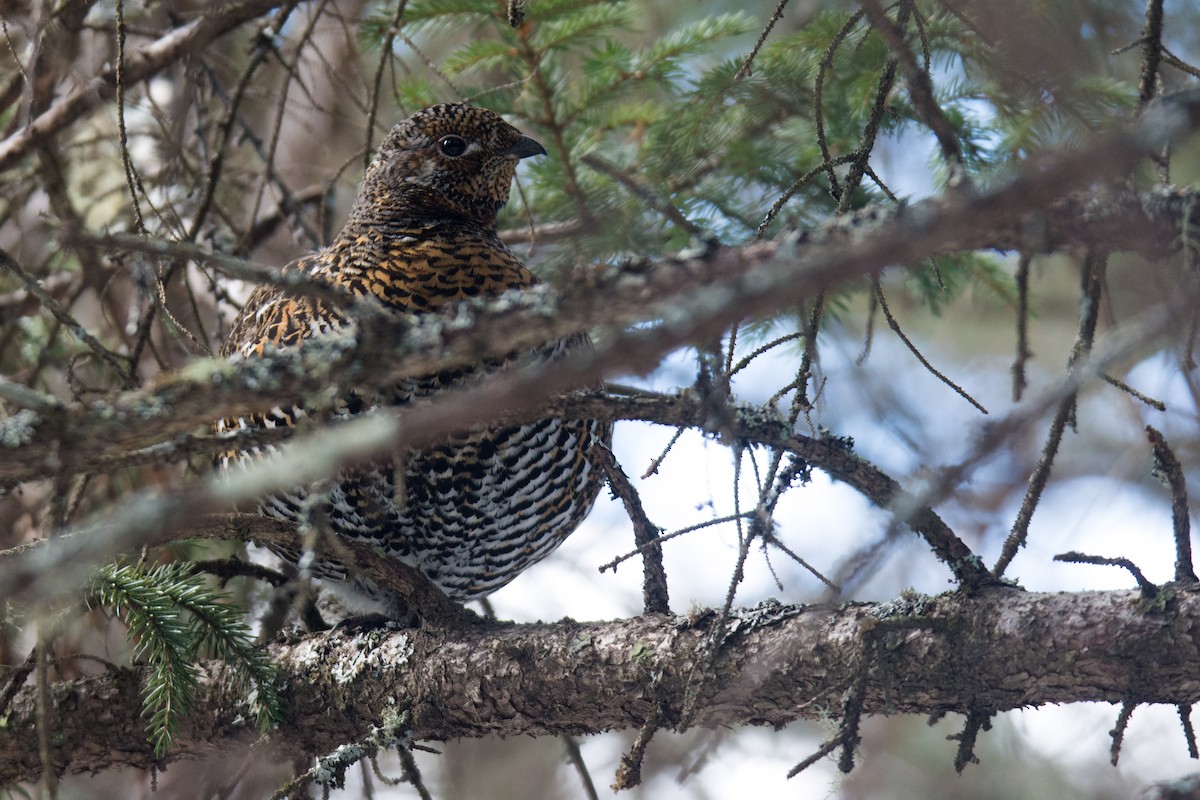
[3,586,1198,784]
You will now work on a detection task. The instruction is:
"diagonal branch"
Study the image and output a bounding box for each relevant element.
[860,0,965,177]
[29,302,1181,611]
[6,164,1200,489]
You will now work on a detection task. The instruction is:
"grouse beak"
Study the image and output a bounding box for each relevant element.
[499,135,547,160]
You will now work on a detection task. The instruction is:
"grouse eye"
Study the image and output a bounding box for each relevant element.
[438,135,468,157]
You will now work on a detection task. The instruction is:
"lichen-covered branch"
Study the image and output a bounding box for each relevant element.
[4,170,1200,489]
[4,586,1199,785]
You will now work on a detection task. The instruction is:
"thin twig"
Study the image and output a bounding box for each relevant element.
[1109,699,1137,765]
[860,0,966,181]
[1162,47,1200,79]
[679,512,760,728]
[592,441,670,614]
[787,733,843,778]
[598,512,754,573]
[857,286,878,366]
[795,293,825,414]
[397,746,433,800]
[1146,425,1196,583]
[36,628,58,800]
[723,324,739,386]
[1137,0,1166,108]
[69,231,378,316]
[1179,705,1199,759]
[612,705,663,791]
[580,154,702,236]
[1012,251,1033,401]
[114,0,146,234]
[0,648,35,721]
[192,557,289,587]
[563,736,600,800]
[762,532,840,592]
[0,248,134,387]
[728,330,805,378]
[1102,373,1165,410]
[0,18,29,103]
[365,1,410,169]
[736,0,791,80]
[756,155,856,237]
[995,252,1105,577]
[838,635,870,773]
[952,707,992,772]
[813,10,866,199]
[398,30,464,99]
[242,0,324,242]
[513,21,591,225]
[873,279,988,414]
[1053,551,1158,599]
[837,4,907,211]
[187,5,296,242]
[642,425,685,479]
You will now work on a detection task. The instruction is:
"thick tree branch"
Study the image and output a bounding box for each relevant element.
[4,587,1199,784]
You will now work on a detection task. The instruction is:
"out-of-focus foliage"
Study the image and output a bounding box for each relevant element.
[361,0,1141,308]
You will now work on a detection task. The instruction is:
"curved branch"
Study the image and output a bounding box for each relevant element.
[0,382,991,605]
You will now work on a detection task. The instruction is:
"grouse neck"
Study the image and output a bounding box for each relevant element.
[333,216,501,248]
[345,177,503,235]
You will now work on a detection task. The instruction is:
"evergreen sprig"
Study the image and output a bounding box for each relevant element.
[89,562,283,758]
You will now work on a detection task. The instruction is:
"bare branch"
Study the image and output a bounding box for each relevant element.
[6,177,1189,487]
[1138,0,1166,108]
[1011,251,1033,401]
[860,0,965,178]
[873,278,988,413]
[592,442,670,614]
[736,0,791,80]
[0,385,992,605]
[995,251,1106,578]
[1146,425,1197,583]
[0,0,289,174]
[1053,551,1159,599]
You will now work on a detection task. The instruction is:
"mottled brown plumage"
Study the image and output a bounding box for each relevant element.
[217,104,611,603]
